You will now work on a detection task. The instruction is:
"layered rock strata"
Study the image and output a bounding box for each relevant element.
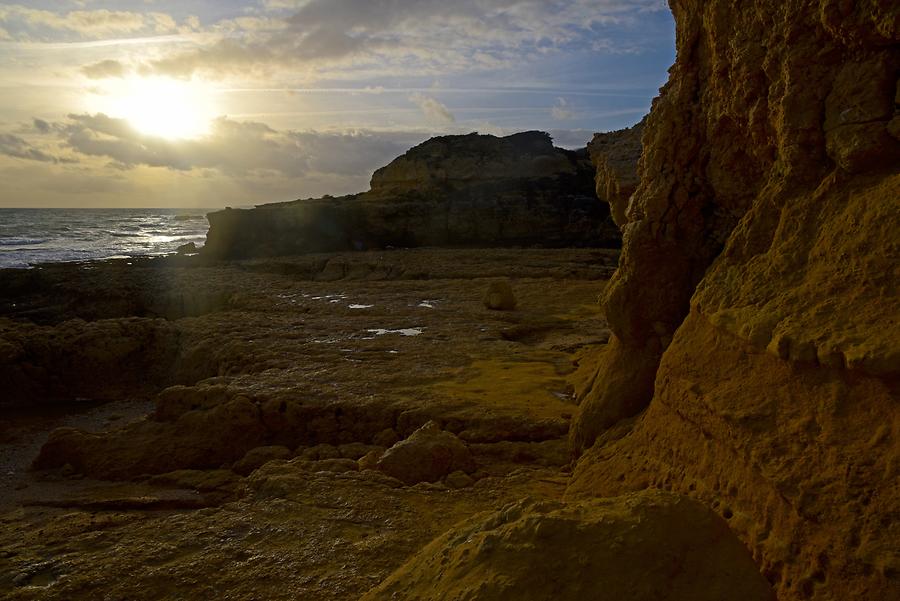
[570,1,899,600]
[202,132,620,259]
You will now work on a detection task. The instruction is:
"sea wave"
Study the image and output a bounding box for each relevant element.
[0,238,49,246]
[0,208,210,269]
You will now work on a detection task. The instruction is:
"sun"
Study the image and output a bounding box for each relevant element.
[92,77,219,139]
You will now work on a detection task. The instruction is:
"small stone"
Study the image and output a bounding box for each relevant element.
[372,428,400,448]
[483,280,517,311]
[358,449,384,471]
[338,442,377,460]
[299,444,341,460]
[176,241,198,255]
[444,470,474,489]
[232,445,291,476]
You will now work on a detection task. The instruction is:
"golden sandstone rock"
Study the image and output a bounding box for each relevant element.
[569,1,899,599]
[363,491,775,601]
[2,3,897,599]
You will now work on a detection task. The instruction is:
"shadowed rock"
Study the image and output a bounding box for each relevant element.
[362,490,775,601]
[587,117,645,227]
[202,132,620,259]
[482,279,517,311]
[376,421,475,485]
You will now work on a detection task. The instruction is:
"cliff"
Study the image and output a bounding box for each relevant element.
[202,131,620,259]
[569,1,900,600]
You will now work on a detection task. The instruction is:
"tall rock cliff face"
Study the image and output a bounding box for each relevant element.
[203,132,619,259]
[569,1,899,600]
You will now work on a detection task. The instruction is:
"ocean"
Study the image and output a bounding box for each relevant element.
[0,208,211,269]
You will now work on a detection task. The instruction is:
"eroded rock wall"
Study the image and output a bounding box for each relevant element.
[570,1,899,599]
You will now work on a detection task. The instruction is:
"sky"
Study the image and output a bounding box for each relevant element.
[0,0,675,208]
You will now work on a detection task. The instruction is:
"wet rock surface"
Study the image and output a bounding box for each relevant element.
[0,247,613,600]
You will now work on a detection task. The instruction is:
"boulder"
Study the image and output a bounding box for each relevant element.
[175,241,197,255]
[376,421,475,485]
[482,280,517,311]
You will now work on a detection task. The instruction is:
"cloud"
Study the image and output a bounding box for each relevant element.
[551,97,575,120]
[0,5,180,40]
[49,113,427,179]
[82,59,128,79]
[0,114,440,207]
[409,93,455,124]
[132,0,668,79]
[0,133,72,163]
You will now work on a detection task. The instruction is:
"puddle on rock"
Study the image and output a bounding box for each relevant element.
[365,328,424,337]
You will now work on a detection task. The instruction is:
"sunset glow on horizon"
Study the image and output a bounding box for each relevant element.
[0,1,675,208]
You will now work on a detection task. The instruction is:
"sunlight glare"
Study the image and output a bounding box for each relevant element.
[93,77,219,139]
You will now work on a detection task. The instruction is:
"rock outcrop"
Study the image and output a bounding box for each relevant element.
[0,317,181,407]
[570,2,899,600]
[587,117,645,226]
[362,490,775,601]
[202,132,620,259]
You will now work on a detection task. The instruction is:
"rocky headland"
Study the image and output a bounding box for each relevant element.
[202,131,620,259]
[1,0,898,600]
